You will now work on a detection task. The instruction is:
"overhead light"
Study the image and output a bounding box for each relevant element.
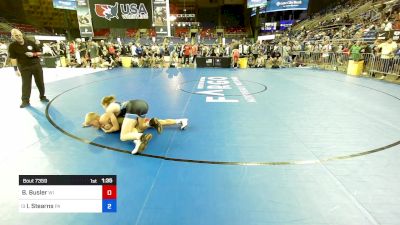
[169,15,176,21]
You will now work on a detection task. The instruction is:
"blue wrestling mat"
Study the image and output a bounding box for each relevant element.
[2,67,400,225]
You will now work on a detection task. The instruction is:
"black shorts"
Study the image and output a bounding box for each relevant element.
[121,100,149,118]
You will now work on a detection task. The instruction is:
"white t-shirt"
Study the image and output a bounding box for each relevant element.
[322,44,331,57]
[243,45,249,54]
[378,42,398,59]
[384,22,393,31]
[131,45,137,56]
[0,43,7,53]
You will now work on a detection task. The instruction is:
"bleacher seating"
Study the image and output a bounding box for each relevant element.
[125,29,138,37]
[174,28,189,37]
[94,29,110,37]
[200,28,214,38]
[11,23,38,33]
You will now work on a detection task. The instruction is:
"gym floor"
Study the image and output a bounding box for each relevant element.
[1,67,400,225]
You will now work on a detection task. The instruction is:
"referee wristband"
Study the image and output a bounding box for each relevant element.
[13,66,18,71]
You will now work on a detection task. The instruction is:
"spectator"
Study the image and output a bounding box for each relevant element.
[247,54,255,68]
[42,43,55,56]
[0,41,8,54]
[377,38,398,79]
[88,41,99,68]
[191,44,198,64]
[349,41,363,61]
[384,19,393,31]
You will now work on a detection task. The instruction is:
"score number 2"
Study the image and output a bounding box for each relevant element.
[102,185,117,213]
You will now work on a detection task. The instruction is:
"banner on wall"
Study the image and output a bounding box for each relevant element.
[53,0,77,10]
[363,30,377,41]
[152,0,170,37]
[90,0,153,28]
[392,30,400,41]
[258,35,276,41]
[174,14,195,18]
[266,0,309,12]
[251,6,267,17]
[279,20,294,30]
[376,31,389,40]
[76,0,94,37]
[247,0,268,8]
[261,22,277,32]
[375,30,400,41]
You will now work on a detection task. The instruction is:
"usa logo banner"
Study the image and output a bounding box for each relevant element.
[90,0,153,28]
[95,3,119,21]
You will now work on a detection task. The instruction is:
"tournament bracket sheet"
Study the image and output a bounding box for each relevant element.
[19,175,117,213]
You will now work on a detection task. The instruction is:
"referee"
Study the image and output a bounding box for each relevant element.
[9,29,49,108]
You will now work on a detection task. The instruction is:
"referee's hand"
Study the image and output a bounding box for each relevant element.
[25,52,34,57]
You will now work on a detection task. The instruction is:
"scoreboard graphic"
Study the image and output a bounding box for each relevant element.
[19,175,117,213]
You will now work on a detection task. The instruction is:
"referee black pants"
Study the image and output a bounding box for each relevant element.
[20,64,45,102]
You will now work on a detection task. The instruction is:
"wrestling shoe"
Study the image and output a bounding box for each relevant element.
[131,140,141,154]
[138,133,152,153]
[20,101,30,108]
[131,133,153,154]
[40,97,49,102]
[149,118,163,134]
[178,119,188,130]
